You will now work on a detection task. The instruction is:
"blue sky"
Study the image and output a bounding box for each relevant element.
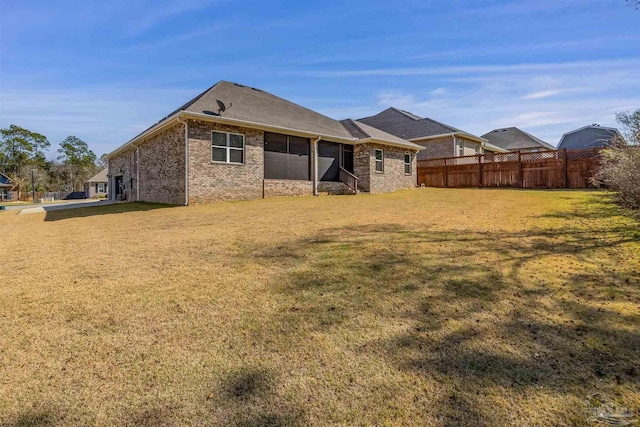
[1,0,639,157]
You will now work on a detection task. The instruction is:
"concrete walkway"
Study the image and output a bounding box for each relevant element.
[3,199,115,213]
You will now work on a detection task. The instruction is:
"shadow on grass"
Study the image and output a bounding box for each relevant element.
[43,202,176,222]
[5,408,55,427]
[210,367,305,427]
[244,204,640,424]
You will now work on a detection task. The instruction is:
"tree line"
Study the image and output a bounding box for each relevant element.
[0,124,106,198]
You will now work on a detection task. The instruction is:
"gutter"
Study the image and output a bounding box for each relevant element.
[312,136,321,196]
[107,111,424,160]
[409,132,488,144]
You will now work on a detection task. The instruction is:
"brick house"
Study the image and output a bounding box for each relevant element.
[358,108,507,160]
[106,81,422,205]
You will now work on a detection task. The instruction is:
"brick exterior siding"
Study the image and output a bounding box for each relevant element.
[108,149,137,202]
[355,143,416,194]
[109,119,419,204]
[414,135,482,160]
[187,120,266,203]
[139,125,186,205]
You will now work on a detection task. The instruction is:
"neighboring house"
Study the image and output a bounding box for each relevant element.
[106,81,422,205]
[481,127,555,152]
[84,169,108,198]
[0,172,12,201]
[558,125,622,150]
[358,107,506,160]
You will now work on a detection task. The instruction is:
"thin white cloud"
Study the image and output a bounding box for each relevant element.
[295,58,640,78]
[121,0,230,38]
[523,90,561,100]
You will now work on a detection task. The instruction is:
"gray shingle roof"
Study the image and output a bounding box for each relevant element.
[87,168,108,183]
[358,107,483,141]
[481,127,555,151]
[340,119,420,147]
[110,82,422,158]
[558,125,621,150]
[184,81,355,140]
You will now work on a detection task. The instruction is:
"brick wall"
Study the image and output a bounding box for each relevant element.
[108,124,186,204]
[138,125,186,205]
[264,179,313,197]
[356,143,417,194]
[187,120,265,203]
[108,149,137,202]
[317,181,354,195]
[414,137,454,160]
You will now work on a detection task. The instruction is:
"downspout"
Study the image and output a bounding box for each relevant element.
[131,142,140,201]
[177,115,189,206]
[453,135,457,157]
[312,136,321,196]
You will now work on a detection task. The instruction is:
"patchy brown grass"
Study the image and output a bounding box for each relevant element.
[1,188,639,426]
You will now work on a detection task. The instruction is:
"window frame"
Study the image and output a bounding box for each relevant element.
[211,130,245,165]
[457,139,464,157]
[374,149,384,173]
[97,183,106,193]
[404,153,412,175]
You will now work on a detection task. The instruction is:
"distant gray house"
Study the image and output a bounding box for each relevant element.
[481,127,555,152]
[84,169,108,198]
[558,125,622,150]
[358,107,507,160]
[0,172,13,201]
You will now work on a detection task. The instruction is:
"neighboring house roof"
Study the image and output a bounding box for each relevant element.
[87,168,108,183]
[357,107,487,143]
[481,127,555,151]
[557,125,622,150]
[0,172,12,188]
[483,142,510,153]
[107,81,422,159]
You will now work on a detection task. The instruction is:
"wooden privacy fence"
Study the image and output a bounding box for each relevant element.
[417,148,601,189]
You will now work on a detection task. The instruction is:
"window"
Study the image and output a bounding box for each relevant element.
[375,149,384,173]
[212,131,245,164]
[264,132,310,180]
[404,153,411,175]
[97,183,106,193]
[475,144,480,155]
[457,139,464,156]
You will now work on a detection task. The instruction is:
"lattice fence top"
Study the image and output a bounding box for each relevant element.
[521,150,559,162]
[419,148,600,168]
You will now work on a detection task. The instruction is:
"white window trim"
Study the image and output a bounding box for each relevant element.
[374,149,384,173]
[404,153,412,175]
[211,131,245,165]
[97,183,106,193]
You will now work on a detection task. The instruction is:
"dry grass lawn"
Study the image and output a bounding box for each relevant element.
[1,188,639,426]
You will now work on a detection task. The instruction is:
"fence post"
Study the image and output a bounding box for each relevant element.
[518,151,523,188]
[478,154,483,187]
[444,158,448,188]
[563,148,569,188]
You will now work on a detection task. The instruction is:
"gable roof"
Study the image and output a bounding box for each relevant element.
[108,82,422,159]
[0,172,12,188]
[87,168,108,183]
[341,119,421,147]
[558,125,622,150]
[481,127,555,151]
[358,107,487,142]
